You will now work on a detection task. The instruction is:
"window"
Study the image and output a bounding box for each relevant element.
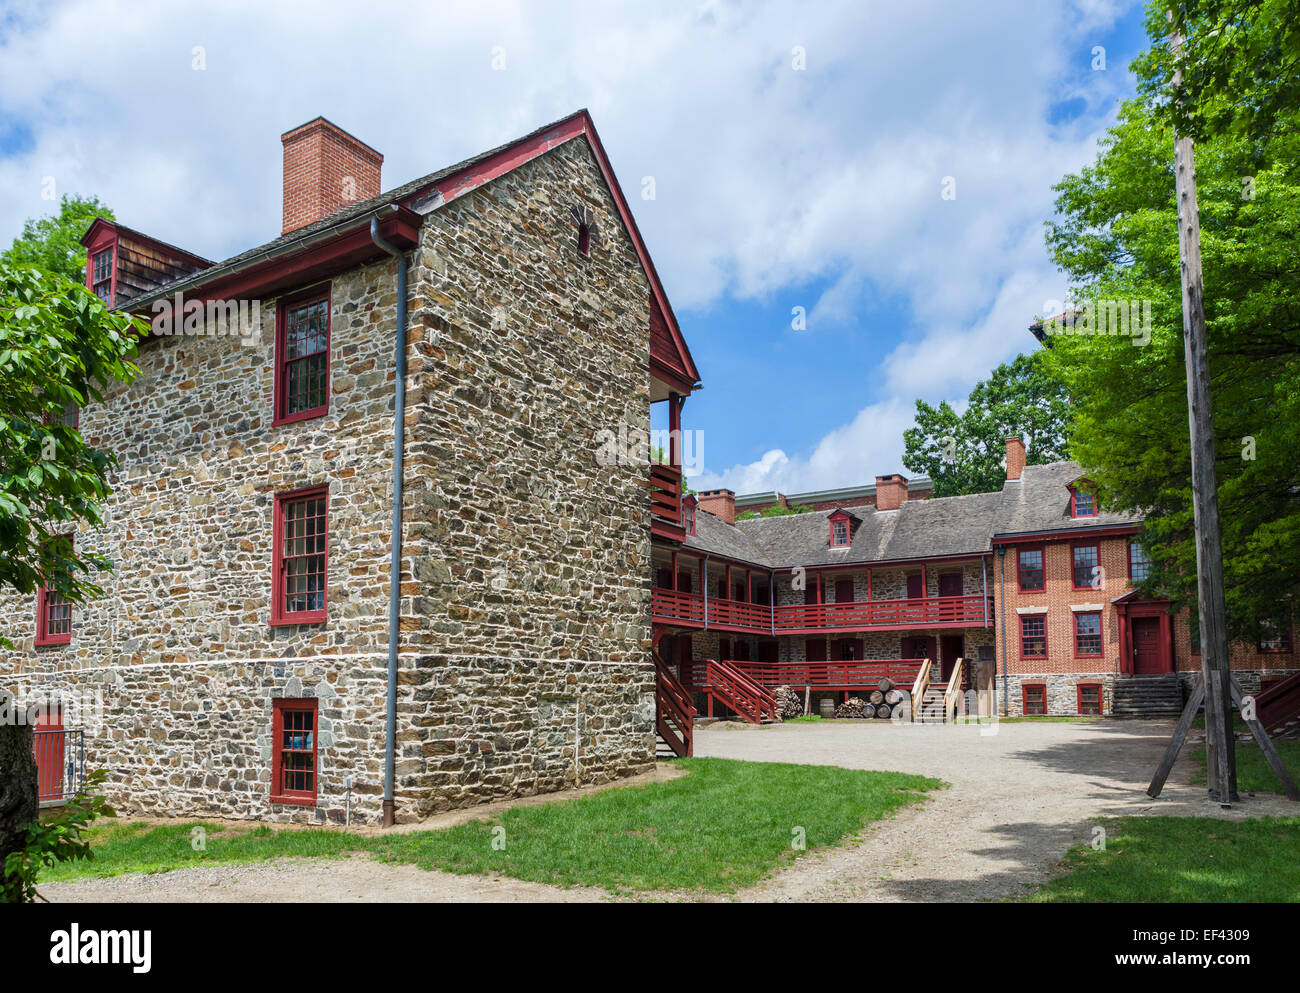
[1072,543,1100,590]
[1071,486,1096,518]
[1074,611,1102,657]
[577,222,591,257]
[1017,548,1044,592]
[271,699,318,805]
[1128,541,1151,582]
[1259,621,1293,653]
[1022,683,1047,716]
[92,248,113,304]
[681,495,696,536]
[35,536,73,647]
[1077,683,1103,715]
[271,486,329,625]
[1020,615,1047,658]
[274,289,330,424]
[832,520,848,546]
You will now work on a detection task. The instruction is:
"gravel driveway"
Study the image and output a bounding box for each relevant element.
[42,718,1291,903]
[696,717,1296,902]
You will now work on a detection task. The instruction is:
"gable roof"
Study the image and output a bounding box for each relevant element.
[104,110,701,387]
[992,461,1142,538]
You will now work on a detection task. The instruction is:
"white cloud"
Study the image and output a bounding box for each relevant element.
[0,0,1144,495]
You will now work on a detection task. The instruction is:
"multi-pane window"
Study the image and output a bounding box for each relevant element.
[1072,488,1096,517]
[275,292,330,423]
[1128,541,1152,582]
[1077,683,1103,715]
[1259,621,1292,653]
[272,699,317,804]
[681,497,696,536]
[271,487,328,625]
[1023,684,1047,716]
[1074,612,1102,657]
[1072,543,1100,589]
[1018,548,1044,591]
[1020,615,1047,658]
[35,536,73,647]
[92,248,113,303]
[832,520,848,546]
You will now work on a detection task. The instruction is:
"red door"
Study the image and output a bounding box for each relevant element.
[902,635,936,664]
[834,579,855,603]
[806,638,827,662]
[940,634,964,681]
[938,573,963,598]
[34,704,65,801]
[906,573,924,599]
[1132,617,1165,674]
[758,640,778,663]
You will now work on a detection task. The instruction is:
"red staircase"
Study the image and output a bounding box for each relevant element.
[1256,672,1300,737]
[702,659,779,724]
[655,649,695,757]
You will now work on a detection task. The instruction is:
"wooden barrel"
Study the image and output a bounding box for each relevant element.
[869,690,884,705]
[875,704,892,719]
[878,677,895,693]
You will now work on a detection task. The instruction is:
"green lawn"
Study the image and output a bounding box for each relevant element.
[1190,738,1300,794]
[43,758,942,894]
[1028,815,1300,902]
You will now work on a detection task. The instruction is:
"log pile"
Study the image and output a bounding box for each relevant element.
[773,685,805,720]
[834,696,869,719]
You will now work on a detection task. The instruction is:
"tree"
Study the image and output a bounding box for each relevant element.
[736,503,813,521]
[1,194,115,284]
[0,263,142,632]
[1040,91,1299,645]
[901,353,1071,497]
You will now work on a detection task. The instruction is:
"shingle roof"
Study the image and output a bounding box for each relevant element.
[118,111,589,310]
[680,461,1144,569]
[992,461,1142,537]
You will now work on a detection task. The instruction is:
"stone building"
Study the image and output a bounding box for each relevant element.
[4,111,702,825]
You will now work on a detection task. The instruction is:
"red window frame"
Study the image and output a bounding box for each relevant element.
[1069,485,1097,518]
[273,285,331,425]
[270,485,329,626]
[1019,614,1047,658]
[91,247,114,305]
[34,535,74,647]
[1017,546,1045,592]
[1071,541,1100,590]
[829,511,852,548]
[681,495,696,536]
[1127,540,1151,582]
[271,698,318,805]
[1022,682,1047,716]
[1073,611,1103,658]
[1077,682,1103,715]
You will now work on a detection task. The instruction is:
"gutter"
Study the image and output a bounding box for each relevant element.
[371,215,409,828]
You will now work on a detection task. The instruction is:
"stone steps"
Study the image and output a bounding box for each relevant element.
[1113,675,1184,717]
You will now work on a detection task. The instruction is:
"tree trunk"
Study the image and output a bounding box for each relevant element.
[1,715,39,901]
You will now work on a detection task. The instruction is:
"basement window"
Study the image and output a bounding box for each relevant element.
[1022,683,1047,716]
[274,288,331,425]
[271,698,318,805]
[271,486,329,625]
[1077,683,1103,716]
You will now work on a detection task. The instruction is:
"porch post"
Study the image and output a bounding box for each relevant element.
[668,392,682,469]
[702,555,709,629]
[671,550,678,592]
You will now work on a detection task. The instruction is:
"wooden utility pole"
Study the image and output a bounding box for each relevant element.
[1171,26,1236,802]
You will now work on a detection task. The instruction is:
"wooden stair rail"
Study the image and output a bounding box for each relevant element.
[942,658,965,724]
[704,660,777,724]
[653,646,694,758]
[1254,670,1300,736]
[910,658,932,723]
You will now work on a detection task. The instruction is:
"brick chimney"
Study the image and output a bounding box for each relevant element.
[1005,436,1026,481]
[281,117,383,235]
[698,488,736,526]
[875,474,908,511]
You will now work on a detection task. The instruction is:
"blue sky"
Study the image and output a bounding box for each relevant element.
[0,0,1151,494]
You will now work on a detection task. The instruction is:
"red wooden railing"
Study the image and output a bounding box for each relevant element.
[1256,671,1300,735]
[655,649,695,757]
[650,588,990,633]
[701,660,778,724]
[718,659,925,691]
[649,463,683,530]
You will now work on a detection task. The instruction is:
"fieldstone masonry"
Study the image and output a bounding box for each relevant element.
[2,137,658,824]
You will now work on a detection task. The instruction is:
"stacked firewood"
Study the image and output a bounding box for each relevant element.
[773,684,805,720]
[834,696,869,719]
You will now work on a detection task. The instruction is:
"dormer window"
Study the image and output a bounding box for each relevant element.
[828,509,854,548]
[1070,484,1097,518]
[681,495,697,537]
[92,248,114,304]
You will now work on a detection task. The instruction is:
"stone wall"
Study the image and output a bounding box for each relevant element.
[1,135,658,824]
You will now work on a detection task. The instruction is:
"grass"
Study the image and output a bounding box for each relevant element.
[1189,737,1300,794]
[43,758,942,894]
[787,714,824,722]
[1028,816,1300,902]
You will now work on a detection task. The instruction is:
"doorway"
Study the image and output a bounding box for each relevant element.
[940,634,964,681]
[1132,617,1166,674]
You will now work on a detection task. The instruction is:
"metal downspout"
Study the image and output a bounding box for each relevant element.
[997,547,1008,716]
[371,214,407,828]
